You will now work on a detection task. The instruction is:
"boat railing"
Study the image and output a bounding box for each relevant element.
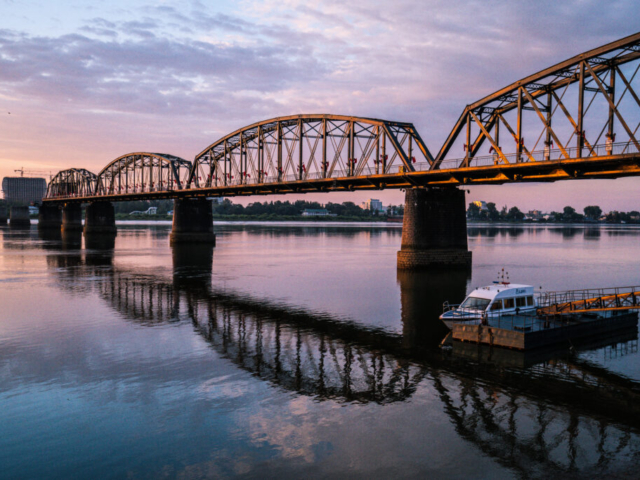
[442,302,459,313]
[442,302,478,319]
[442,302,494,320]
[537,286,640,309]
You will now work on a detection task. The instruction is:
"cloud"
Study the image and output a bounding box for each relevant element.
[0,0,638,209]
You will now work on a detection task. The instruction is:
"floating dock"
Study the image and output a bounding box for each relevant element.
[451,312,638,350]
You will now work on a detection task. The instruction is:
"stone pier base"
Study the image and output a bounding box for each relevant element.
[397,249,472,268]
[10,206,31,228]
[170,198,216,245]
[397,187,471,269]
[84,202,117,235]
[38,204,62,230]
[62,203,83,232]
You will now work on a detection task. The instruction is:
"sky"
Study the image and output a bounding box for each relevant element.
[1,0,639,212]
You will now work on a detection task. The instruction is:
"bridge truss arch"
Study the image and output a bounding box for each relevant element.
[46,168,97,199]
[435,31,640,171]
[188,114,434,189]
[94,153,192,196]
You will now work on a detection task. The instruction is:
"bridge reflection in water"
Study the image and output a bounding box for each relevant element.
[40,237,640,477]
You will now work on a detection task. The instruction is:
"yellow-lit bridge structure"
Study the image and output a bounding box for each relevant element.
[30,31,640,267]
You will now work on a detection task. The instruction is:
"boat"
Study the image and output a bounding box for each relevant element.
[440,282,536,329]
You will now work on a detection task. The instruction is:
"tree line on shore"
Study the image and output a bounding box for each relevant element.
[467,202,640,223]
[113,199,404,219]
[110,198,638,224]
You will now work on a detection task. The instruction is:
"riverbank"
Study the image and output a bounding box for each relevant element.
[115,213,391,222]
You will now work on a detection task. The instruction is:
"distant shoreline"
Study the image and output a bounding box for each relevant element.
[114,213,392,223]
[110,214,638,226]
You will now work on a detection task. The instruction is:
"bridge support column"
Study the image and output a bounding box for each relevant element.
[38,204,62,230]
[0,204,8,224]
[84,202,117,235]
[10,206,30,228]
[397,187,471,269]
[61,203,83,232]
[170,198,216,245]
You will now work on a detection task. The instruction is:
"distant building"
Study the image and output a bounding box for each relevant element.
[526,210,544,221]
[130,207,158,215]
[302,209,335,217]
[207,197,224,204]
[361,198,385,212]
[2,177,47,205]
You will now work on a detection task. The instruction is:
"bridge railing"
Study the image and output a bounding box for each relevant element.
[429,140,640,170]
[45,140,640,198]
[200,166,402,188]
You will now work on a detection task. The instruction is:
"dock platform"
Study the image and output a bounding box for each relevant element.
[451,312,638,350]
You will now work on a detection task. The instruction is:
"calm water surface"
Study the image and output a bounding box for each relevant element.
[1,222,640,479]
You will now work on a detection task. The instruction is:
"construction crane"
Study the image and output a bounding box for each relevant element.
[14,167,54,180]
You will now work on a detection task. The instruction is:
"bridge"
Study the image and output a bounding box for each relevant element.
[23,31,640,267]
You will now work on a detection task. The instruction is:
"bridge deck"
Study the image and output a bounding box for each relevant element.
[43,148,640,203]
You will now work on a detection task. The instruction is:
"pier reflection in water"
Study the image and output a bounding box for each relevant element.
[3,224,640,478]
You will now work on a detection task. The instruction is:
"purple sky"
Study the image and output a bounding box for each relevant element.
[1,0,639,212]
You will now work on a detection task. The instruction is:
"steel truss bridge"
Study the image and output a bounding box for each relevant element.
[44,32,640,203]
[41,245,640,477]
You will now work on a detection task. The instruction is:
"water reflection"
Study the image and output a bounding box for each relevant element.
[468,226,525,238]
[218,223,403,240]
[584,227,601,240]
[38,228,62,246]
[1,225,38,249]
[398,268,470,348]
[84,232,116,251]
[23,226,640,477]
[61,229,82,249]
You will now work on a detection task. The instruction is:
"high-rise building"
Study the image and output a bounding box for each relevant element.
[361,198,384,212]
[1,177,47,205]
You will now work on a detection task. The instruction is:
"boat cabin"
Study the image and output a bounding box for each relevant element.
[462,283,535,315]
[440,283,536,327]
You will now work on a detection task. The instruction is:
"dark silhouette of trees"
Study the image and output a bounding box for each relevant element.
[583,205,602,220]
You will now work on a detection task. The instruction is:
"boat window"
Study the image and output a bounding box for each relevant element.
[490,300,503,310]
[460,297,491,310]
[516,297,527,307]
[526,296,534,306]
[503,298,515,309]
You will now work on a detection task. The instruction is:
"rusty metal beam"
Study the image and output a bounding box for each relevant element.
[585,62,640,151]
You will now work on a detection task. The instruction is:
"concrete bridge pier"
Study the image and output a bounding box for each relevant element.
[38,204,62,230]
[84,202,117,235]
[397,187,472,269]
[170,198,216,245]
[10,206,31,228]
[0,204,8,224]
[61,203,83,232]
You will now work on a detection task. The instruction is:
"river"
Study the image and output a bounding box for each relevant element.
[1,222,639,479]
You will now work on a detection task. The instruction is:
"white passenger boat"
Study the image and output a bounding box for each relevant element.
[440,282,537,329]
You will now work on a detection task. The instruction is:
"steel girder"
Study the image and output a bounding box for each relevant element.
[94,152,192,196]
[434,31,640,170]
[46,168,97,199]
[187,114,433,189]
